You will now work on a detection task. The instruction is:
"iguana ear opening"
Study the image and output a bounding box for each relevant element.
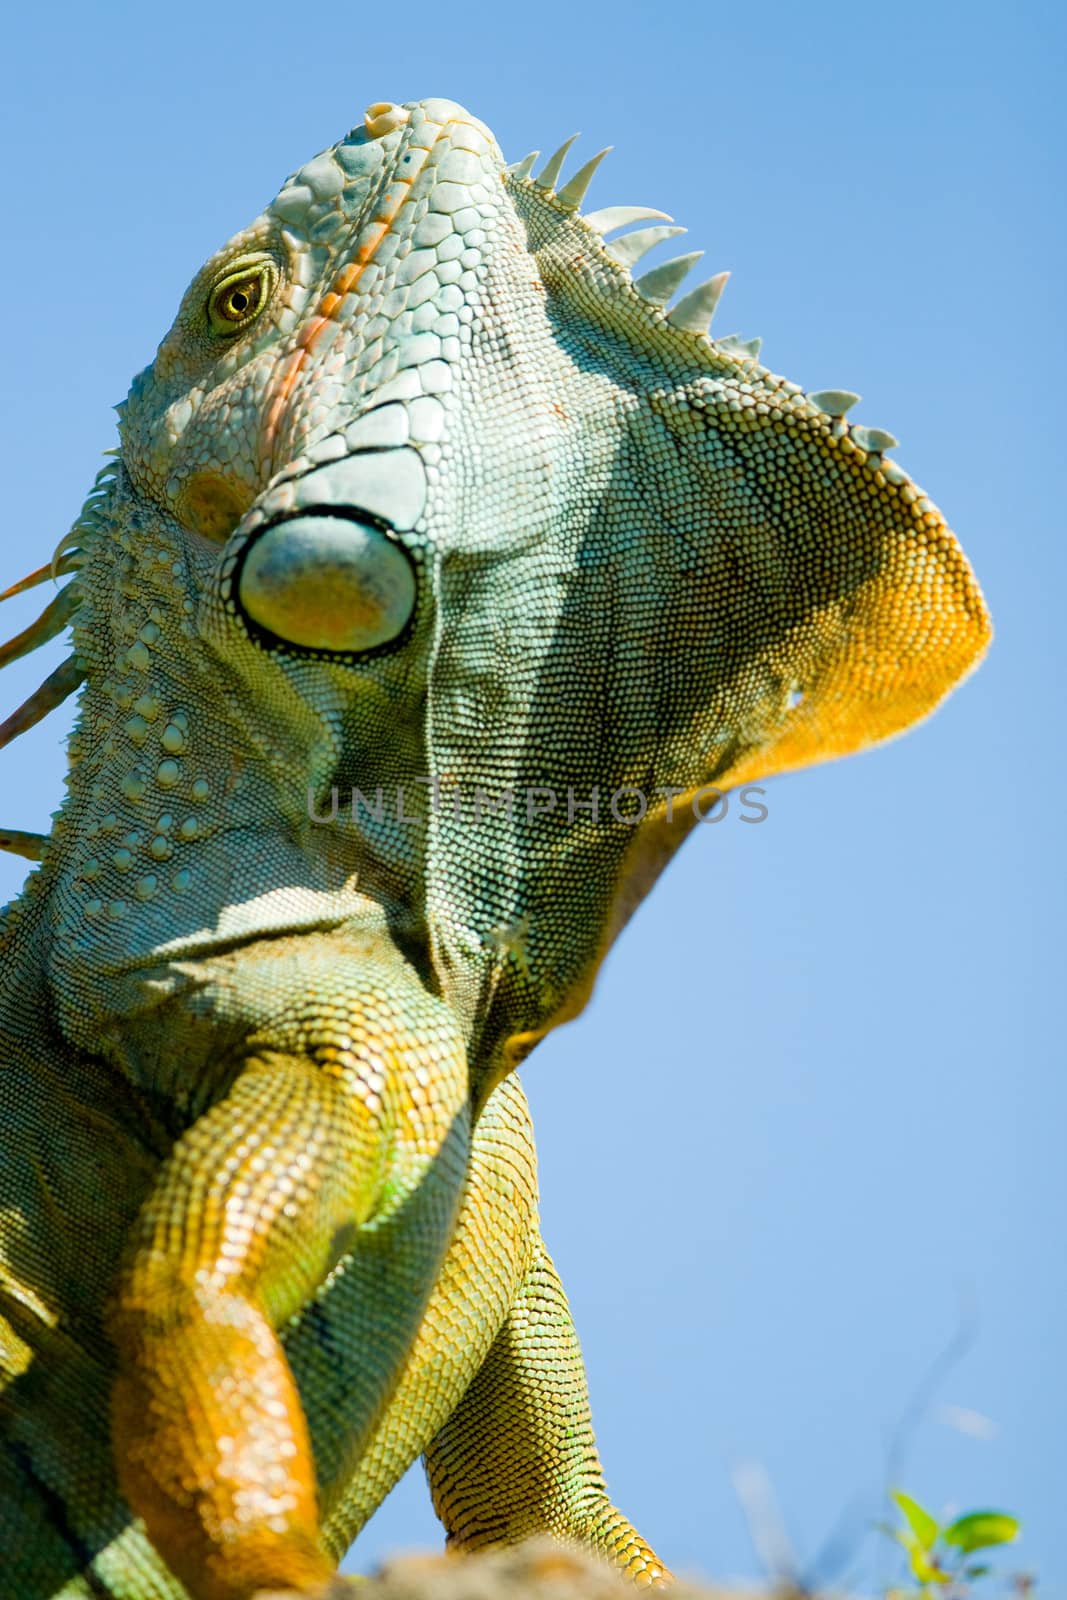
[217,445,426,662]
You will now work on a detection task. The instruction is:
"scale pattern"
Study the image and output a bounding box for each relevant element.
[0,96,989,1600]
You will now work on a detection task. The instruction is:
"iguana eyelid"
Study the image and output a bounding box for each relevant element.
[205,252,279,336]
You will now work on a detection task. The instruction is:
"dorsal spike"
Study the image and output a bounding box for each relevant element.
[0,656,85,754]
[668,271,730,335]
[634,250,704,306]
[1,562,53,603]
[850,424,899,452]
[556,147,612,211]
[534,134,580,192]
[808,390,861,416]
[507,150,540,181]
[607,226,686,271]
[583,205,672,236]
[0,584,79,672]
[717,333,762,360]
[50,529,84,580]
[0,827,48,862]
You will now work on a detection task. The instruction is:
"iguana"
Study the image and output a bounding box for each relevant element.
[0,96,990,1600]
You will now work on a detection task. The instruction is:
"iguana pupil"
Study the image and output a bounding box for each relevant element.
[215,278,259,321]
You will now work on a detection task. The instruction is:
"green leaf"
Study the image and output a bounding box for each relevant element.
[943,1511,1020,1552]
[964,1564,992,1580]
[893,1490,941,1551]
[907,1544,951,1585]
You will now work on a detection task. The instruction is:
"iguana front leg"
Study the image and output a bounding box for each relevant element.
[309,1070,667,1585]
[425,1241,670,1588]
[107,934,469,1600]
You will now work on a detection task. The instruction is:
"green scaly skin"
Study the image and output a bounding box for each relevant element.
[0,96,989,1600]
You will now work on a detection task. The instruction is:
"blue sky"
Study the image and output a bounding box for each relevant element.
[0,0,1062,1590]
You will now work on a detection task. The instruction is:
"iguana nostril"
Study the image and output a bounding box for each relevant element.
[236,513,416,654]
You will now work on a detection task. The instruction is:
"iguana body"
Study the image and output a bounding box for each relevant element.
[0,97,989,1600]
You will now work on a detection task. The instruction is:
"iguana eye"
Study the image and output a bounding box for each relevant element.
[206,258,277,336]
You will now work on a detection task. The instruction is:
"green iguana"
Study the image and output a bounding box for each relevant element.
[0,96,990,1600]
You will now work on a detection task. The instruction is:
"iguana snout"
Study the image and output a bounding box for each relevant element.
[119,98,507,553]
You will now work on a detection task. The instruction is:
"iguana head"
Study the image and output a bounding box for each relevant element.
[2,97,990,1079]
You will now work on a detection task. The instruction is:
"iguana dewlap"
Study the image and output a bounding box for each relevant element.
[0,97,989,1600]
